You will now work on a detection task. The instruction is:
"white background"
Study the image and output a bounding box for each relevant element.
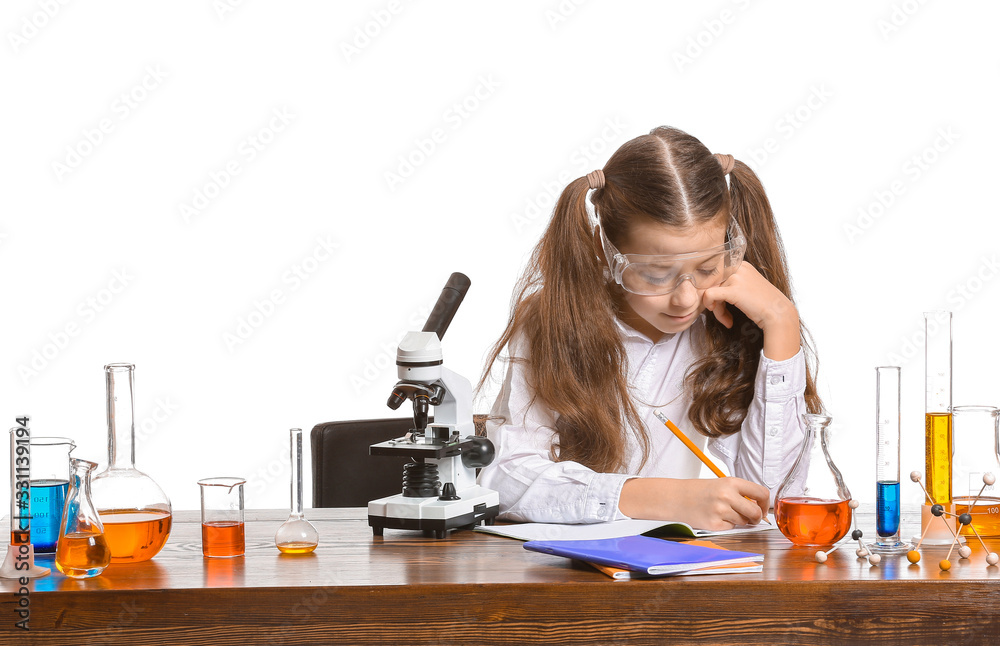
[2,0,998,512]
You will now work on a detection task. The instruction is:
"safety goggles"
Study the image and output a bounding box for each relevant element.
[599,220,746,296]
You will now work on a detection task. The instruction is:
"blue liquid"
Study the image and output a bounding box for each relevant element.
[30,480,68,553]
[876,480,900,537]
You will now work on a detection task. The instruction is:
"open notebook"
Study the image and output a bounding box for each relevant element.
[476,515,775,542]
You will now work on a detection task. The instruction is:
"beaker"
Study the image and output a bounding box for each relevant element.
[91,363,172,562]
[274,428,319,554]
[869,367,910,554]
[774,414,853,546]
[55,458,112,579]
[199,477,246,558]
[951,406,1000,537]
[29,436,76,554]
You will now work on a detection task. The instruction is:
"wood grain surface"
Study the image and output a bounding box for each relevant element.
[2,507,999,645]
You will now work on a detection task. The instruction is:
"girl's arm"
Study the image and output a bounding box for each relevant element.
[478,349,632,524]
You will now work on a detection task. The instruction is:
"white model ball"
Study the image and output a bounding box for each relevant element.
[910,471,922,482]
[868,553,881,565]
[984,473,996,487]
[815,551,828,563]
[987,553,999,566]
[959,546,972,559]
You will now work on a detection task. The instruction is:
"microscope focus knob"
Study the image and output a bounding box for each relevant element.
[439,482,460,501]
[462,436,496,469]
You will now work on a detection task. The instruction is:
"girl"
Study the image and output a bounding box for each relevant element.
[478,126,821,531]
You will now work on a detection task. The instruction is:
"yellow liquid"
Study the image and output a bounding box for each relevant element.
[954,496,1000,537]
[925,412,952,504]
[55,532,112,578]
[277,541,318,554]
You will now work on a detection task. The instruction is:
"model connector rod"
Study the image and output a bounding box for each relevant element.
[421,272,471,341]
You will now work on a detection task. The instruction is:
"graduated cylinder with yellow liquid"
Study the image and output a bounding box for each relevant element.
[920,311,958,544]
[91,363,172,562]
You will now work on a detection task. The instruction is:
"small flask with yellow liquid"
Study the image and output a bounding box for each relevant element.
[56,458,112,578]
[275,428,318,554]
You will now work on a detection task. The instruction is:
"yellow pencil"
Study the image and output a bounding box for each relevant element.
[653,410,772,526]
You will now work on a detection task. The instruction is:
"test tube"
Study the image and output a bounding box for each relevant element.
[870,367,909,554]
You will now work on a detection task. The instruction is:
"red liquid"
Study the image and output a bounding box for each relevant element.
[775,497,852,546]
[201,521,245,558]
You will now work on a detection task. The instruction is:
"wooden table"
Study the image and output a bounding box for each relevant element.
[1,507,998,645]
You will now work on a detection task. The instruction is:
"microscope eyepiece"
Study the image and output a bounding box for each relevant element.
[421,272,471,341]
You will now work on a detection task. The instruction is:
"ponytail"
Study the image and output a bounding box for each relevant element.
[685,160,822,437]
[480,176,649,473]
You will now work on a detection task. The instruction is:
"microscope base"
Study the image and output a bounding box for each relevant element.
[368,486,500,539]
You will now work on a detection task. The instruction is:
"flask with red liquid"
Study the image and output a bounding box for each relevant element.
[775,414,853,546]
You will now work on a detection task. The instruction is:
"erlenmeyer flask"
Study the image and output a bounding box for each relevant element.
[56,458,112,578]
[774,414,853,546]
[91,363,172,562]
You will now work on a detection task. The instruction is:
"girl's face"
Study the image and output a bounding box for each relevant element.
[613,217,728,341]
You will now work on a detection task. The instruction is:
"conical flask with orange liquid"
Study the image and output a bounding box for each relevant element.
[91,363,172,562]
[774,414,853,546]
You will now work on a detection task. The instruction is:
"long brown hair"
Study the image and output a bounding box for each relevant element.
[482,126,822,473]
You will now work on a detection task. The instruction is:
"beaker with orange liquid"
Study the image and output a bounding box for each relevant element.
[775,414,853,546]
[91,363,173,562]
[951,406,1000,537]
[55,458,112,578]
[198,477,246,558]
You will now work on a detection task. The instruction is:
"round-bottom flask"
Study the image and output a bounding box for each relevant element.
[91,363,173,562]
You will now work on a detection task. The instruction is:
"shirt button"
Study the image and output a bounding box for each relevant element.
[769,375,783,385]
[768,427,779,437]
[598,507,607,518]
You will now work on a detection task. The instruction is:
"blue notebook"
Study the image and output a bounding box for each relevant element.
[523,535,764,576]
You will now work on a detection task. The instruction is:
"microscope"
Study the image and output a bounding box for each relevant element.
[367,273,500,538]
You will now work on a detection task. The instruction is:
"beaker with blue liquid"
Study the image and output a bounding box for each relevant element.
[29,437,75,553]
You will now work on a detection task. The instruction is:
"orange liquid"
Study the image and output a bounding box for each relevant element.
[55,532,112,578]
[99,509,172,562]
[954,496,1000,538]
[775,497,852,546]
[277,541,318,554]
[202,521,245,558]
[11,529,30,545]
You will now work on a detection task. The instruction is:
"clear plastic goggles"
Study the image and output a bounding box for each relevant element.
[599,220,746,296]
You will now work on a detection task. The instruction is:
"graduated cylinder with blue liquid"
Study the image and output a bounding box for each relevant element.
[29,437,76,553]
[870,367,911,555]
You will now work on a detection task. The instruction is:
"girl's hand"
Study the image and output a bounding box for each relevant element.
[619,477,769,530]
[701,262,801,361]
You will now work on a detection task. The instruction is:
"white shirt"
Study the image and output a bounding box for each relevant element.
[478,315,808,524]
